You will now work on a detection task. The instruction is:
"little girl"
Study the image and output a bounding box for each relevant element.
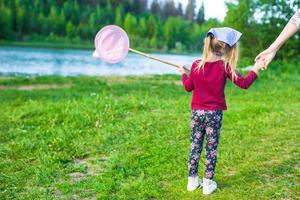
[178,27,265,195]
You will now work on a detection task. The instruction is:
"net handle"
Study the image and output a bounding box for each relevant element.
[129,48,188,71]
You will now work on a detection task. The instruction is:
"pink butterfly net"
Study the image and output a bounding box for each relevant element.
[93,25,130,64]
[93,25,182,69]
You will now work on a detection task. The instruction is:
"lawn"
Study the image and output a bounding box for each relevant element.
[0,63,299,199]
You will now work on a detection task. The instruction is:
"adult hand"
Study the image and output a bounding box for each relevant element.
[255,48,277,70]
[178,65,187,75]
[252,58,266,75]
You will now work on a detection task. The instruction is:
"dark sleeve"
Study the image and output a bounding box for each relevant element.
[181,61,197,92]
[226,68,258,89]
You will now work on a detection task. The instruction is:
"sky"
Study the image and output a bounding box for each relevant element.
[175,0,227,21]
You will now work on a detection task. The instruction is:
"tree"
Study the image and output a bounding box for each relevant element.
[88,13,98,35]
[131,0,147,14]
[164,17,177,49]
[146,15,158,39]
[224,0,258,57]
[150,0,161,16]
[37,13,48,36]
[0,3,13,39]
[186,0,196,22]
[77,22,90,39]
[62,1,73,21]
[163,0,177,20]
[94,5,103,27]
[138,17,147,38]
[196,1,205,25]
[71,1,81,25]
[254,0,300,59]
[175,17,190,49]
[103,1,114,24]
[48,6,59,34]
[177,3,183,17]
[57,10,66,35]
[124,13,137,35]
[16,4,26,34]
[114,4,124,26]
[149,37,157,49]
[66,21,76,38]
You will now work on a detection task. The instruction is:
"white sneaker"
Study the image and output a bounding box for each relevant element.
[187,176,202,191]
[203,178,217,195]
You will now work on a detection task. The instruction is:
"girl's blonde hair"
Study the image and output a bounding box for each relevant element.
[197,35,239,79]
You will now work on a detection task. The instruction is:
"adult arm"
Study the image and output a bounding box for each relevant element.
[255,10,300,67]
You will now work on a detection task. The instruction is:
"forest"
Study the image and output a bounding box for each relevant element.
[0,0,299,59]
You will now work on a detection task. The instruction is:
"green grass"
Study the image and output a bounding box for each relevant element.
[0,65,299,199]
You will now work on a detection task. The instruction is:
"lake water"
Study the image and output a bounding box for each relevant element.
[0,47,201,76]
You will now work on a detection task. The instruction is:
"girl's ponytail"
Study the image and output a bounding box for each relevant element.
[225,44,239,81]
[197,36,212,71]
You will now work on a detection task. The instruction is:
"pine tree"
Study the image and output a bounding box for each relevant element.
[114,5,124,26]
[150,0,161,16]
[104,1,114,24]
[177,3,183,17]
[66,21,76,38]
[186,0,196,22]
[146,15,157,39]
[16,4,26,34]
[196,1,205,25]
[89,13,98,35]
[77,22,89,39]
[149,37,157,49]
[163,0,177,20]
[0,3,13,39]
[131,0,147,14]
[138,17,147,38]
[58,10,66,35]
[124,13,137,35]
[48,6,59,34]
[37,13,48,36]
[164,17,176,49]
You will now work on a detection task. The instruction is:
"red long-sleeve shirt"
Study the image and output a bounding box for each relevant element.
[181,59,258,111]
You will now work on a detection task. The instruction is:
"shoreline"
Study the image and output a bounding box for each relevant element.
[0,73,180,79]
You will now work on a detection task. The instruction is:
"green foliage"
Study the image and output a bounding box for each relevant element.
[0,0,209,53]
[186,0,196,22]
[124,13,137,36]
[66,21,76,39]
[164,17,190,51]
[146,15,158,39]
[224,0,299,60]
[0,3,12,39]
[196,1,205,25]
[224,0,257,57]
[15,3,25,34]
[37,13,48,35]
[114,5,124,26]
[255,0,300,60]
[0,0,298,58]
[164,17,176,49]
[138,17,147,38]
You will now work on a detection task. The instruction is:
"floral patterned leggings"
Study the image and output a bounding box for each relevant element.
[188,110,223,179]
